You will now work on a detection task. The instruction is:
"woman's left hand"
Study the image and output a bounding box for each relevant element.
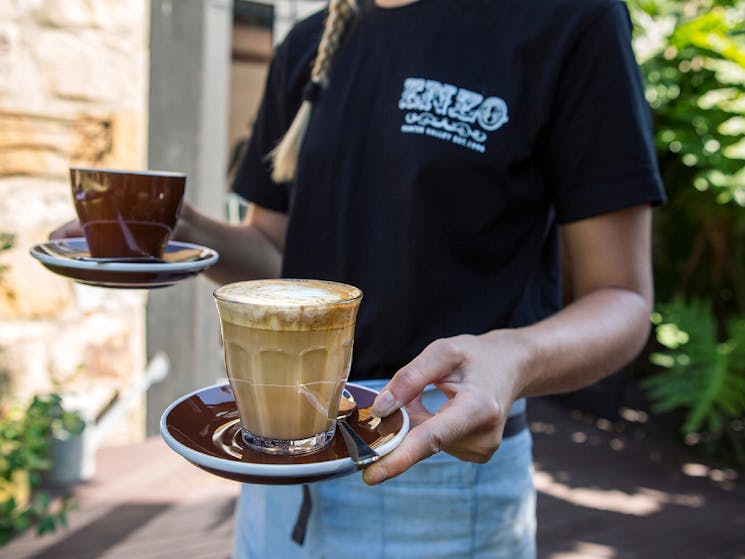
[362,329,530,485]
[362,205,655,486]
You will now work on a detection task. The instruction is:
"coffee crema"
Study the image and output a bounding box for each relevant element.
[214,279,363,452]
[214,279,362,331]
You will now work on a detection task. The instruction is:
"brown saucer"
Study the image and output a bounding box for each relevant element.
[29,238,218,289]
[160,383,408,485]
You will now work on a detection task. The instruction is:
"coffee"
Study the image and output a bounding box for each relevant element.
[214,279,363,455]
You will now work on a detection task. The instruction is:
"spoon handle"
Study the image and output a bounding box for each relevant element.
[75,256,166,263]
[338,419,380,467]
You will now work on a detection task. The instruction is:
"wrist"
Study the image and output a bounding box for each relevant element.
[490,327,542,401]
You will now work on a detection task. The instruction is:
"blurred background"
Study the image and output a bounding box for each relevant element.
[0,0,743,557]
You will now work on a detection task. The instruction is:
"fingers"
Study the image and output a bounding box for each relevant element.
[371,337,469,418]
[364,388,501,485]
[402,396,433,429]
[363,404,468,485]
[363,388,507,486]
[364,333,516,484]
[49,220,83,240]
[178,200,198,221]
[441,429,503,463]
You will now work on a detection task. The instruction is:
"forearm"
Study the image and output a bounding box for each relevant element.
[510,286,652,399]
[174,204,282,285]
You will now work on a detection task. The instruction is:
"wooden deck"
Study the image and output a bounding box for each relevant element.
[1,397,743,559]
[532,398,745,559]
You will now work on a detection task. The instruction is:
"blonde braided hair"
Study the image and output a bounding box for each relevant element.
[270,0,358,183]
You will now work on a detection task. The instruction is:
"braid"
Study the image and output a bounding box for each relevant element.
[270,0,357,183]
[311,0,356,86]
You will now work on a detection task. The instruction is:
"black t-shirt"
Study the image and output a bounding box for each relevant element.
[233,0,666,381]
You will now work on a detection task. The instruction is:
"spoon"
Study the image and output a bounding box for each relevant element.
[337,391,380,467]
[73,256,166,264]
[41,243,166,263]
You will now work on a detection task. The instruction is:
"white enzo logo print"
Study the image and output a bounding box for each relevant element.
[398,78,509,153]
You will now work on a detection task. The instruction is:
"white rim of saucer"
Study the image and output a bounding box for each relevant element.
[30,238,219,273]
[159,382,410,479]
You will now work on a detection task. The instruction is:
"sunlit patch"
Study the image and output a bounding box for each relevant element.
[595,418,613,432]
[356,406,381,430]
[709,469,727,482]
[530,421,556,435]
[683,464,739,484]
[619,407,649,423]
[682,463,709,477]
[709,468,738,482]
[534,471,705,516]
[571,431,588,443]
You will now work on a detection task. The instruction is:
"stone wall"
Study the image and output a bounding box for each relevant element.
[0,0,149,446]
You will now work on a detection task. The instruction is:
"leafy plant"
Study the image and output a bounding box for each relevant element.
[0,394,85,545]
[645,300,745,463]
[625,0,745,462]
[0,234,86,544]
[630,0,745,310]
[0,233,12,404]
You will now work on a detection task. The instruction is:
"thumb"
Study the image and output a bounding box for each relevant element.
[49,220,83,241]
[371,338,465,418]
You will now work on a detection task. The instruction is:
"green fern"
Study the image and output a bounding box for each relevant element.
[645,299,745,440]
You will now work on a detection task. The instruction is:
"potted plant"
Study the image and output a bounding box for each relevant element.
[0,393,85,545]
[0,232,86,545]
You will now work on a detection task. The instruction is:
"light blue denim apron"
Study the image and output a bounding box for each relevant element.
[233,380,536,559]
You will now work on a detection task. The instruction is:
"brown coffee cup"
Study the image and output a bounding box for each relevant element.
[70,167,186,259]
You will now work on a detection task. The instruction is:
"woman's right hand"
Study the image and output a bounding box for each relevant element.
[49,220,83,240]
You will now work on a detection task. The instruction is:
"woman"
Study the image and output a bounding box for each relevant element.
[55,0,665,556]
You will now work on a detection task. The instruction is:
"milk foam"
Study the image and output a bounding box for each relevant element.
[214,279,362,331]
[216,280,355,306]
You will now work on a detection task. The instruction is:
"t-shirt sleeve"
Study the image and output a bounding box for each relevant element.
[230,42,295,213]
[542,1,666,224]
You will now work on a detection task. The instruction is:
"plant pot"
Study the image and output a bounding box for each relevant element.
[42,428,96,487]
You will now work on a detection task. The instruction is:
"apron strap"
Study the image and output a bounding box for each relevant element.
[291,484,312,545]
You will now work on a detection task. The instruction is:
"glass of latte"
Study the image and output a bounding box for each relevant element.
[213,279,363,455]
